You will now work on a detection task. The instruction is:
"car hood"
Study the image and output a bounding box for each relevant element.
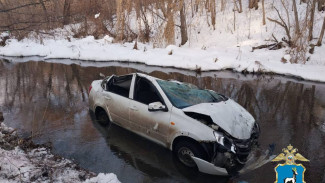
[182,99,255,139]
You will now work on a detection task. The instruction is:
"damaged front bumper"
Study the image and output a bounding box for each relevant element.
[195,122,265,176]
[192,145,275,176]
[192,157,228,175]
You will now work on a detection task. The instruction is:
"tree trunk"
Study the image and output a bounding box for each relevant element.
[140,7,150,42]
[164,0,175,45]
[38,0,49,28]
[116,0,125,41]
[63,0,71,25]
[233,0,240,12]
[234,9,236,31]
[220,0,225,11]
[262,0,266,25]
[210,0,216,30]
[180,0,188,45]
[318,0,325,11]
[239,0,243,13]
[249,0,258,9]
[293,0,300,35]
[317,16,325,46]
[309,0,316,41]
[135,1,141,40]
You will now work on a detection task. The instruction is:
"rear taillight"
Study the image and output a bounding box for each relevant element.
[88,85,92,94]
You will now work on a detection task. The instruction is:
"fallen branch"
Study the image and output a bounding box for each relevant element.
[252,42,284,51]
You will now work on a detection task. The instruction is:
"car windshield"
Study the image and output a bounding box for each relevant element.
[157,80,226,108]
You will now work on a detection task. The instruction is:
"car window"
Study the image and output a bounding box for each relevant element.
[107,75,132,98]
[134,76,163,105]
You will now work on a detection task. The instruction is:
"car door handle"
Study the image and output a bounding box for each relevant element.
[104,96,111,100]
[129,106,138,111]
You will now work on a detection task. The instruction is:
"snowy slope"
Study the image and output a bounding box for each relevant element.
[0,1,324,82]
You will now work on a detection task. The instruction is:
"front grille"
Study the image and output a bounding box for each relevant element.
[232,138,255,163]
[234,139,252,154]
[234,122,259,156]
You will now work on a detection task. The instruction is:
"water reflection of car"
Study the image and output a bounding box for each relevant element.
[88,73,260,175]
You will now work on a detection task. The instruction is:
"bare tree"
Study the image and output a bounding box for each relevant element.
[262,0,266,25]
[0,0,50,13]
[63,0,71,25]
[309,0,317,41]
[238,0,243,13]
[180,0,188,45]
[317,0,325,11]
[210,0,216,30]
[317,16,325,46]
[249,0,258,9]
[164,0,175,45]
[268,7,292,46]
[292,0,300,35]
[116,0,125,41]
[233,0,240,12]
[140,7,150,42]
[38,0,49,28]
[220,0,225,11]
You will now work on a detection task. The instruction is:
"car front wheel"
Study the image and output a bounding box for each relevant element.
[174,140,207,168]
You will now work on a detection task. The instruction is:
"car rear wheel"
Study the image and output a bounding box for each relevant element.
[95,109,110,126]
[174,140,207,168]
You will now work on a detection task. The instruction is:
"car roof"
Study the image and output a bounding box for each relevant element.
[135,73,161,81]
[114,73,197,87]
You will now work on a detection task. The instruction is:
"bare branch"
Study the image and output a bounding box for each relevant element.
[267,7,292,46]
[0,0,50,13]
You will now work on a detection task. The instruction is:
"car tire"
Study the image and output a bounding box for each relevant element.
[96,109,110,126]
[174,140,208,168]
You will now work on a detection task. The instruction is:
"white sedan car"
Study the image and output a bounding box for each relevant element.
[88,73,260,175]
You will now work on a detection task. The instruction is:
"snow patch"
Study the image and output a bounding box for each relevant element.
[85,173,120,183]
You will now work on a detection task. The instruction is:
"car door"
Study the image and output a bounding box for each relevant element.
[129,76,171,146]
[103,74,134,128]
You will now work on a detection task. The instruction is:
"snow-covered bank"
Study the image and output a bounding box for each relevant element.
[1,0,325,82]
[1,35,325,82]
[0,121,120,183]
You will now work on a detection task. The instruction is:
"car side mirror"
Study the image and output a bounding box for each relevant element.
[148,102,167,112]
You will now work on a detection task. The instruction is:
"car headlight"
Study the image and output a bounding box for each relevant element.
[213,131,224,145]
[213,131,236,153]
[254,122,260,133]
[251,122,260,138]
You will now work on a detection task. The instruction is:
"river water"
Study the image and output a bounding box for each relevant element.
[0,58,324,183]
